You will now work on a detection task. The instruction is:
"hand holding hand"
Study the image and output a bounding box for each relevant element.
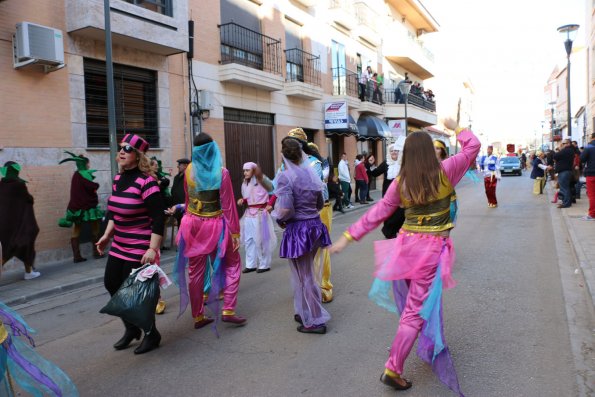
[232,237,240,252]
[265,205,273,213]
[329,235,350,254]
[237,198,244,206]
[165,206,177,215]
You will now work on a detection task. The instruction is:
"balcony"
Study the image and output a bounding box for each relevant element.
[293,0,317,6]
[385,0,439,33]
[384,90,437,126]
[284,48,323,100]
[384,22,435,79]
[329,0,357,30]
[218,22,284,91]
[331,67,361,109]
[353,2,381,46]
[66,0,188,55]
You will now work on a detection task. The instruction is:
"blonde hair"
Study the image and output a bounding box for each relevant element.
[119,150,152,174]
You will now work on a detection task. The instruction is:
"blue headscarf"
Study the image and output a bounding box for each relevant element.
[191,141,222,191]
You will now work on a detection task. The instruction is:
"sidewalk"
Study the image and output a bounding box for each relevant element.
[550,185,595,308]
[0,189,382,306]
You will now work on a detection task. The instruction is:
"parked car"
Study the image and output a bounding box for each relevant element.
[500,156,522,176]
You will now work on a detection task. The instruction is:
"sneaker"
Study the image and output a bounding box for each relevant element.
[24,271,41,280]
[347,204,354,209]
[581,215,595,221]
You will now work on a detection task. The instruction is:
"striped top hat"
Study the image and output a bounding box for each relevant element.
[121,134,150,153]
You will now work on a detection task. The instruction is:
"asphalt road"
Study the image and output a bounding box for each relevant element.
[14,172,588,396]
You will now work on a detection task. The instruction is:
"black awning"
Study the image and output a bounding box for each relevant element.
[356,115,391,141]
[325,115,359,137]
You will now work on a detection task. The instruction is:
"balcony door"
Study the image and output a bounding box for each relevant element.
[331,40,346,95]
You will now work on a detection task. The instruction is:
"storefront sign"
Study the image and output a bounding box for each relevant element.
[388,119,406,138]
[324,101,348,130]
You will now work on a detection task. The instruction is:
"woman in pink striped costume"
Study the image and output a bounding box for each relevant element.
[170,133,247,329]
[97,133,165,355]
[331,118,480,396]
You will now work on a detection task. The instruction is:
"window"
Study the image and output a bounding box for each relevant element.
[285,18,303,82]
[84,59,159,149]
[123,0,173,17]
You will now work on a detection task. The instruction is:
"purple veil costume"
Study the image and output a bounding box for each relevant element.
[273,153,332,328]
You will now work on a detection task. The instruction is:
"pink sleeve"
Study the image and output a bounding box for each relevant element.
[221,168,240,235]
[141,176,160,200]
[441,129,481,186]
[347,179,401,241]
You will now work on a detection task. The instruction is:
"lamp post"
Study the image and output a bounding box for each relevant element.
[557,24,579,146]
[549,101,556,150]
[399,82,411,136]
[104,0,118,179]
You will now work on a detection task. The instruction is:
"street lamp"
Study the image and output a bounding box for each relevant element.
[399,82,411,136]
[557,23,579,145]
[104,0,118,179]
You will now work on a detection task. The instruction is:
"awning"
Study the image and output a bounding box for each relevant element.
[356,115,391,141]
[325,115,359,137]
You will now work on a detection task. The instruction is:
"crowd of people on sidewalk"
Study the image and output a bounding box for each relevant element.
[0,117,479,396]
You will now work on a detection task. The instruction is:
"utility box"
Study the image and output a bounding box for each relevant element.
[200,90,213,110]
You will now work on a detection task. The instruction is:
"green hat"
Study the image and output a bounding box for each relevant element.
[59,151,96,181]
[0,161,27,183]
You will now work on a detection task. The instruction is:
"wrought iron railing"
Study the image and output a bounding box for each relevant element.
[219,22,282,75]
[385,90,436,112]
[331,67,359,98]
[284,48,321,86]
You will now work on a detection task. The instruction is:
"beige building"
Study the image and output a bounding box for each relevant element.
[0,0,439,263]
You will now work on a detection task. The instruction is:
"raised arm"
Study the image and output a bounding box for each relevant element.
[221,168,240,236]
[441,129,481,186]
[347,178,401,241]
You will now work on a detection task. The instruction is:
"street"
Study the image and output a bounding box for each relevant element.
[10,173,594,397]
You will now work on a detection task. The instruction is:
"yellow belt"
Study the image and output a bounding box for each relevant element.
[187,207,223,218]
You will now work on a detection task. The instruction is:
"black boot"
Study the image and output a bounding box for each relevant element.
[71,237,87,263]
[113,321,141,350]
[134,325,161,355]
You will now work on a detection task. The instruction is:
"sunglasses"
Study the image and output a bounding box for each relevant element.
[119,144,135,153]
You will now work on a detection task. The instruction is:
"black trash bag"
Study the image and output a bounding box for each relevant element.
[100,267,160,333]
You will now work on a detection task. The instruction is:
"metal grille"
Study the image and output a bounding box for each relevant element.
[28,24,56,61]
[331,67,359,98]
[223,108,274,125]
[123,0,173,16]
[84,59,159,148]
[219,22,282,75]
[284,48,321,86]
[385,90,436,112]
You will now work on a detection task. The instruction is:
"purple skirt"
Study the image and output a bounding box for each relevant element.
[279,217,331,259]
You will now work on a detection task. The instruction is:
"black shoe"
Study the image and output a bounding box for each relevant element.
[242,268,257,274]
[367,197,374,201]
[294,314,303,325]
[113,325,142,350]
[256,268,270,273]
[134,327,161,355]
[380,372,412,390]
[297,324,326,334]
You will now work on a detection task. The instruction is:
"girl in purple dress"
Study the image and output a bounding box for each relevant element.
[273,138,332,334]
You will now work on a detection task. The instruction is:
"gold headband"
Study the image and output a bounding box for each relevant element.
[433,140,446,150]
[288,127,307,142]
[307,142,319,151]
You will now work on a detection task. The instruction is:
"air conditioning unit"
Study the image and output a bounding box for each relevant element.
[13,22,65,72]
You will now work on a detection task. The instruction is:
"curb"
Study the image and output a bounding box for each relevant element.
[547,187,595,308]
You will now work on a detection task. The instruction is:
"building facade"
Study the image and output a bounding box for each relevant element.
[0,0,439,263]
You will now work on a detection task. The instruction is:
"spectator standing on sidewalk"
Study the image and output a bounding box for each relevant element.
[530,151,547,195]
[338,153,354,209]
[550,139,575,209]
[579,132,595,220]
[0,161,40,280]
[365,154,376,202]
[355,155,369,204]
[170,158,190,225]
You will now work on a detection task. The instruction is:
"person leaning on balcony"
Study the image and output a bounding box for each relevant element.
[359,65,371,101]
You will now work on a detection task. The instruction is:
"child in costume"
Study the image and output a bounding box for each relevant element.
[58,152,105,263]
[330,118,480,396]
[237,162,276,274]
